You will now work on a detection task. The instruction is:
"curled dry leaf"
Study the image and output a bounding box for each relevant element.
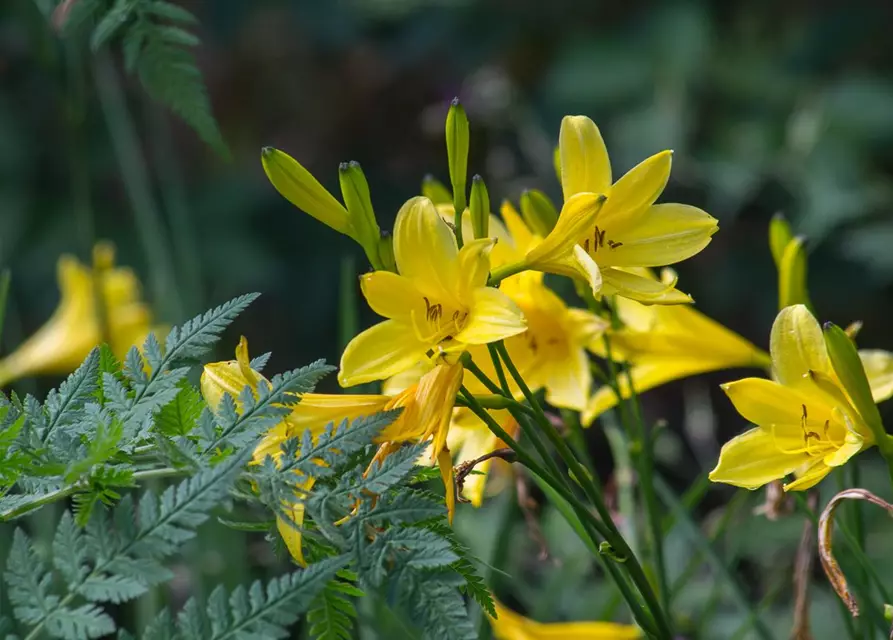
[818,488,893,617]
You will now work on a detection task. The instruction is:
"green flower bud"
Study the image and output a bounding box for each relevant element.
[377,231,397,273]
[421,174,453,205]
[445,98,469,245]
[769,213,793,269]
[520,189,559,237]
[778,235,811,311]
[339,161,382,269]
[261,147,352,238]
[469,175,490,240]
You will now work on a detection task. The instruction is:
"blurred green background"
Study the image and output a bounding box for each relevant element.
[3,0,893,637]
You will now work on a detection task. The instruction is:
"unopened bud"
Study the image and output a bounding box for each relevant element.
[520,189,558,237]
[445,98,469,216]
[339,161,382,269]
[377,231,397,273]
[469,175,490,240]
[769,213,793,269]
[422,174,453,205]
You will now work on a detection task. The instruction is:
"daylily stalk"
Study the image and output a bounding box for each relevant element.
[469,174,490,240]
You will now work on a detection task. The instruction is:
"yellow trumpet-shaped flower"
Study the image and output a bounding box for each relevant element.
[497,203,608,411]
[710,305,879,491]
[582,268,770,424]
[545,115,718,304]
[0,244,155,388]
[201,337,325,566]
[340,196,526,387]
[488,599,642,640]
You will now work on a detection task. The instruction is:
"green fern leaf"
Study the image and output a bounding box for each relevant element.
[154,384,204,437]
[307,576,362,640]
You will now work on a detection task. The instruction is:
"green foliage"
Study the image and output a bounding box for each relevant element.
[0,295,481,640]
[57,0,226,153]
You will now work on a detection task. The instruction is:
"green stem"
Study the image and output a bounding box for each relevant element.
[0,467,184,522]
[453,193,465,249]
[478,490,515,640]
[604,420,638,558]
[601,332,669,614]
[0,270,10,346]
[487,261,528,287]
[492,342,673,639]
[92,53,183,321]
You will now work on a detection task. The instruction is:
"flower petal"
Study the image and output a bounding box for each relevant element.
[770,304,833,388]
[709,427,811,490]
[601,268,692,304]
[595,204,717,268]
[289,393,390,438]
[457,238,496,300]
[393,196,460,302]
[500,200,537,256]
[542,347,591,411]
[360,271,421,322]
[539,245,603,297]
[339,319,429,386]
[598,150,672,232]
[526,193,606,266]
[455,287,527,345]
[782,458,832,491]
[860,349,893,403]
[490,599,643,640]
[721,377,824,426]
[559,115,612,199]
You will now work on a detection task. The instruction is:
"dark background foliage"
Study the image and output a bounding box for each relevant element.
[2,0,893,637]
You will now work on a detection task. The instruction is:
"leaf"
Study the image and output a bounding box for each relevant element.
[154,385,205,437]
[145,1,197,24]
[163,294,259,365]
[44,603,116,640]
[403,570,477,640]
[174,556,349,639]
[43,348,100,443]
[91,0,139,51]
[307,576,361,640]
[356,442,426,495]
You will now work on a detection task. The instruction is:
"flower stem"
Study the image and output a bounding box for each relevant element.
[492,341,673,639]
[487,261,528,287]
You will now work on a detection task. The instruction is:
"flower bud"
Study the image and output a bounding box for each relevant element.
[769,213,793,269]
[421,174,452,205]
[778,235,811,310]
[445,98,469,215]
[377,231,397,273]
[520,189,558,237]
[468,174,490,240]
[261,147,353,238]
[339,161,383,269]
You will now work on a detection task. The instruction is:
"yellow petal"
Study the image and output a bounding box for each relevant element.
[526,193,606,267]
[709,428,811,490]
[289,393,390,439]
[500,200,537,256]
[201,360,258,412]
[393,196,460,303]
[455,288,527,345]
[339,319,429,386]
[261,147,352,237]
[437,448,456,525]
[859,349,893,403]
[547,245,603,297]
[565,308,609,350]
[598,150,672,232]
[457,238,497,300]
[490,599,642,640]
[276,474,315,566]
[595,204,717,268]
[721,377,824,426]
[542,347,590,412]
[770,304,833,388]
[823,432,865,468]
[782,458,832,491]
[600,268,692,304]
[559,115,612,199]
[583,357,730,425]
[360,271,421,322]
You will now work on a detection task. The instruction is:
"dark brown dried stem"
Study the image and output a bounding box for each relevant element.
[453,448,516,503]
[818,488,893,618]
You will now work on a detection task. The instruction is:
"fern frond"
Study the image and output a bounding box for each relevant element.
[175,556,349,639]
[307,574,362,640]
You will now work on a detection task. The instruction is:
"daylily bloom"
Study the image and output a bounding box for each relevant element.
[202,337,321,565]
[709,305,886,491]
[0,243,155,388]
[582,268,770,424]
[495,203,608,411]
[488,599,641,640]
[541,115,718,304]
[340,196,526,387]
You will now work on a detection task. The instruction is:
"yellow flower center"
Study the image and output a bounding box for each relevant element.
[772,403,844,456]
[411,295,470,345]
[581,224,623,258]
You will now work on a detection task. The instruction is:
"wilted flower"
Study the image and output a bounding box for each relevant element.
[488,599,642,639]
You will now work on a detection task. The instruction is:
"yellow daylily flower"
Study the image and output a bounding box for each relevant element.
[340,196,526,387]
[489,599,641,640]
[548,115,718,304]
[0,243,155,388]
[709,305,877,491]
[860,350,893,403]
[583,269,770,424]
[201,337,321,566]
